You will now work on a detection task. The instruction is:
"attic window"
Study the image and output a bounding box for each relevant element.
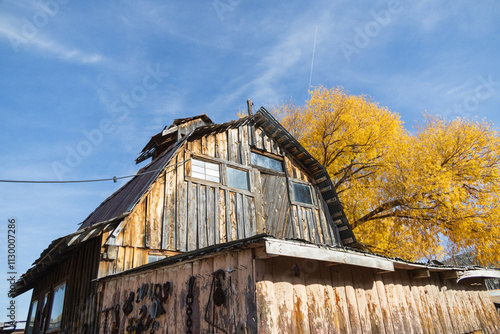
[191,159,220,182]
[227,167,249,191]
[251,152,283,172]
[292,182,314,205]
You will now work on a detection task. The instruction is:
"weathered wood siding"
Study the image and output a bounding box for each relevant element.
[29,236,101,333]
[98,248,256,333]
[255,256,500,334]
[100,122,340,276]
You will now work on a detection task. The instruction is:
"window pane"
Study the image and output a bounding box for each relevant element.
[191,159,220,183]
[206,175,220,182]
[148,255,166,263]
[227,167,249,191]
[192,159,204,167]
[48,283,66,330]
[251,152,283,172]
[205,161,219,170]
[26,300,38,334]
[293,182,313,205]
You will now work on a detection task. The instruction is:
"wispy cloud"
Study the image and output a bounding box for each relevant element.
[0,13,104,64]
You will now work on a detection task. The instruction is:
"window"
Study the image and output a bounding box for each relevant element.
[227,167,249,191]
[148,254,167,263]
[251,152,283,172]
[26,300,38,334]
[47,282,66,331]
[191,159,220,182]
[292,182,313,205]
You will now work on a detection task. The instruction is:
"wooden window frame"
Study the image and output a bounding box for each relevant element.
[45,281,67,333]
[186,153,254,197]
[250,149,285,174]
[289,178,317,208]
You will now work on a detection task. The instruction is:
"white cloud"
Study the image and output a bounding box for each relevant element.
[0,13,104,64]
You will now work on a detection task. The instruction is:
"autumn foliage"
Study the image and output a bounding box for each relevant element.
[273,86,500,265]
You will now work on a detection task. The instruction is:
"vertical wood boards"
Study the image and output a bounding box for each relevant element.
[97,248,257,333]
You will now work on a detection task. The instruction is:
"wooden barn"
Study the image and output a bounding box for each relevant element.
[14,107,500,333]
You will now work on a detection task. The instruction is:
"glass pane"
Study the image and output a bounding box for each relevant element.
[192,171,206,180]
[192,159,204,167]
[227,167,249,191]
[26,300,38,334]
[205,161,219,171]
[251,152,283,172]
[293,182,313,205]
[206,175,220,182]
[192,165,205,174]
[48,283,66,330]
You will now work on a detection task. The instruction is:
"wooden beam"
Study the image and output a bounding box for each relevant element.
[440,271,459,280]
[264,239,394,272]
[411,269,431,279]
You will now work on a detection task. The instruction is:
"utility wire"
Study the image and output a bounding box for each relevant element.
[0,158,190,184]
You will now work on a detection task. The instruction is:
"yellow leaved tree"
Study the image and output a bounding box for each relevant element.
[273,86,500,265]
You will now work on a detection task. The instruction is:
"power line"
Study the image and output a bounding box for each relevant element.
[0,159,190,184]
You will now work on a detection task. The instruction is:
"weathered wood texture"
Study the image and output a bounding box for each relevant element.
[98,248,257,333]
[254,256,500,334]
[101,121,340,276]
[29,236,101,333]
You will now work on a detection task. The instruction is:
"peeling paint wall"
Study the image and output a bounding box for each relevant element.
[254,256,500,334]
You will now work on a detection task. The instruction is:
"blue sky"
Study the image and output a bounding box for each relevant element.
[1,0,499,324]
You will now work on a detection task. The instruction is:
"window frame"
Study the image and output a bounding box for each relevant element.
[289,179,317,208]
[187,154,254,196]
[250,150,284,174]
[25,299,38,334]
[46,281,67,332]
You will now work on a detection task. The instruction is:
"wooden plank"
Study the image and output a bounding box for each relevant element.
[342,265,363,334]
[248,197,256,236]
[225,189,232,242]
[197,183,207,249]
[254,257,276,333]
[290,258,311,334]
[178,181,188,252]
[398,269,424,333]
[236,192,245,239]
[243,195,252,238]
[236,249,257,332]
[303,260,329,333]
[229,192,238,241]
[409,274,437,334]
[192,257,213,333]
[177,150,187,251]
[271,257,296,332]
[211,251,233,332]
[187,181,197,251]
[212,186,219,245]
[215,131,228,160]
[382,271,406,333]
[253,169,264,234]
[424,273,454,334]
[351,266,373,333]
[218,188,226,243]
[264,239,394,272]
[163,165,177,250]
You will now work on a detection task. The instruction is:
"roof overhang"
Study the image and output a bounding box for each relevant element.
[14,217,122,296]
